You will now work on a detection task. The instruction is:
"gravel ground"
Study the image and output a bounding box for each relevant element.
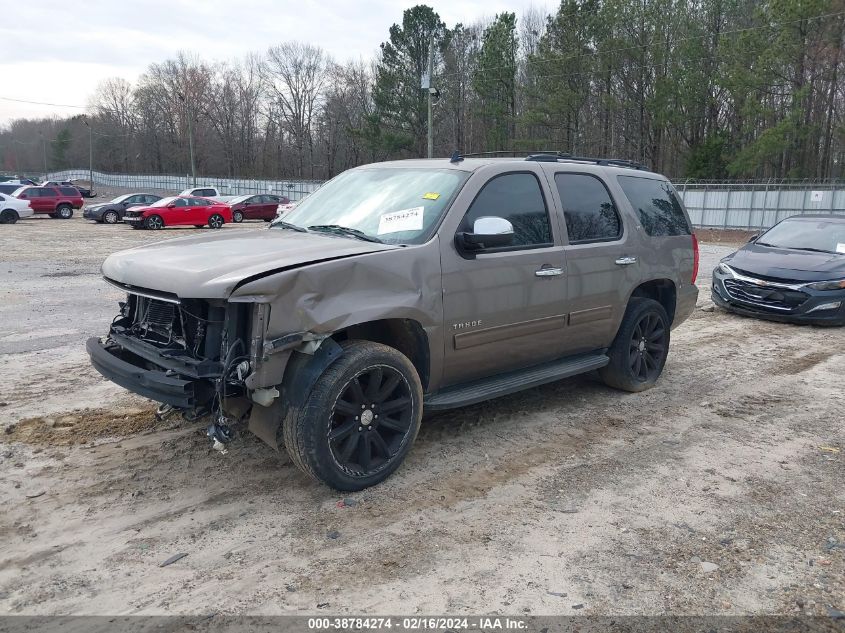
[0,214,842,617]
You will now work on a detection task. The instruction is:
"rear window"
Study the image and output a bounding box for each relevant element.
[59,187,78,196]
[617,176,690,236]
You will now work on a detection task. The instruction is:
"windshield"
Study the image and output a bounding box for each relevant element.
[276,167,469,244]
[151,196,178,207]
[757,218,845,254]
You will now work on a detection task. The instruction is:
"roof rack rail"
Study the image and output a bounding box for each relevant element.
[448,149,647,170]
[450,149,565,163]
[525,152,646,170]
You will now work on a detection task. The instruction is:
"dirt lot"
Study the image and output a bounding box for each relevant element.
[0,214,842,617]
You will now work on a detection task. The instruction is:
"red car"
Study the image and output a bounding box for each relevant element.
[13,185,84,219]
[122,196,232,230]
[229,194,289,222]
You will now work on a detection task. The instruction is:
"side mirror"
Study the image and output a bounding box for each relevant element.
[456,216,514,251]
[167,202,176,208]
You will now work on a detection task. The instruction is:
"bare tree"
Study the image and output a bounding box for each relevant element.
[262,42,329,178]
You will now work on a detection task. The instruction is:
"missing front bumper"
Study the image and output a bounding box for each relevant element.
[87,337,200,407]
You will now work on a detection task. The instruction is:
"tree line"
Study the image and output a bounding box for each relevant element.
[2,0,844,181]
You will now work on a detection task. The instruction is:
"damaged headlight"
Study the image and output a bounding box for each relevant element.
[805,279,845,291]
[717,262,734,275]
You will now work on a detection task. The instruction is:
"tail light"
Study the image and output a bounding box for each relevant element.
[691,233,700,284]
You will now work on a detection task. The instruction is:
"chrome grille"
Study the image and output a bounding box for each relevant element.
[723,278,808,312]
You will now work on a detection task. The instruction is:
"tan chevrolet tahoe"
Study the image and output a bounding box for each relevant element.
[88,153,699,490]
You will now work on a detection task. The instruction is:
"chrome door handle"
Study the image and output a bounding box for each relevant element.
[615,256,638,265]
[535,267,563,277]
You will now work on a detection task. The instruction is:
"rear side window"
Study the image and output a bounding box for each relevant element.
[463,172,552,248]
[617,176,690,236]
[59,187,78,195]
[555,173,622,243]
[41,188,57,197]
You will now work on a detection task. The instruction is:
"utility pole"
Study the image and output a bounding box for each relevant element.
[178,92,197,187]
[81,116,94,194]
[40,132,47,180]
[426,32,435,159]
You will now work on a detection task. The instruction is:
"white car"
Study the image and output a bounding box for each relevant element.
[177,186,239,204]
[0,193,33,224]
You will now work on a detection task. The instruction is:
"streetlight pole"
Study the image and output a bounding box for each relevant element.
[40,132,47,180]
[426,32,435,159]
[178,92,196,187]
[81,116,94,194]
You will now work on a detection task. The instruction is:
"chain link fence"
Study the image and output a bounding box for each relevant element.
[46,170,323,201]
[48,169,845,230]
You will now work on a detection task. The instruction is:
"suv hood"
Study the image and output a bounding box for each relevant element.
[102,229,398,298]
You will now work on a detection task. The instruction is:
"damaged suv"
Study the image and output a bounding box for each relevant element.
[88,153,699,490]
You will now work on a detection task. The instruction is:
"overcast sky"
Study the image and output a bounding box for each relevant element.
[0,0,551,123]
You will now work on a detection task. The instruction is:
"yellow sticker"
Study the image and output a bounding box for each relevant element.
[422,192,440,200]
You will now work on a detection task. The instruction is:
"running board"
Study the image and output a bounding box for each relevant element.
[424,352,609,411]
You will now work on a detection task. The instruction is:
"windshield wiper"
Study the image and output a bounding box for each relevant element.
[270,220,308,232]
[307,224,383,243]
[754,241,776,247]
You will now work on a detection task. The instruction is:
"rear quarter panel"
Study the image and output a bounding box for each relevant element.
[605,174,698,327]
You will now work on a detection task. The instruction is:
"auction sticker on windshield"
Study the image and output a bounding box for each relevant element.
[378,206,424,234]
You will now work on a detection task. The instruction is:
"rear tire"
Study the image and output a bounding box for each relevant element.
[56,205,73,219]
[282,341,423,491]
[103,210,119,224]
[144,215,164,230]
[232,210,244,223]
[599,298,670,393]
[0,209,19,224]
[208,214,224,229]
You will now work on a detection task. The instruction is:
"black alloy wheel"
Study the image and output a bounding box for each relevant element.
[328,365,414,476]
[628,312,667,383]
[208,214,224,229]
[599,298,671,392]
[282,340,423,491]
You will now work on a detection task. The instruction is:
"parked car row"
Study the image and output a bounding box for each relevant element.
[0,181,295,229]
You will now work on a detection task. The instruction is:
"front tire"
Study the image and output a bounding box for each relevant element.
[599,298,670,393]
[56,205,73,219]
[232,210,244,223]
[282,341,423,491]
[0,209,19,224]
[103,210,119,224]
[208,214,224,229]
[144,215,164,230]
